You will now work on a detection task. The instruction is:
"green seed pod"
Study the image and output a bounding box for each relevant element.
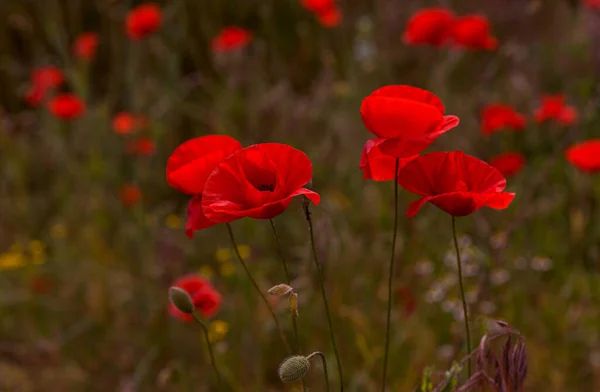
[168,287,194,315]
[278,355,310,383]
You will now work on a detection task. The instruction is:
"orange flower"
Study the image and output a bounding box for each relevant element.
[47,94,86,121]
[126,3,162,40]
[120,184,142,207]
[73,32,99,61]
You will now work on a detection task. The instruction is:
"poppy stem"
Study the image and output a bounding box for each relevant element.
[269,220,302,349]
[382,157,399,392]
[192,312,223,389]
[302,200,344,391]
[225,223,291,354]
[307,351,331,392]
[452,216,472,377]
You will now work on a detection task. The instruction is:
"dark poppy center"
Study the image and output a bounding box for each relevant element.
[256,183,276,192]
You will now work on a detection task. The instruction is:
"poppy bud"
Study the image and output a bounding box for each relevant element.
[278,355,310,383]
[169,287,194,315]
[268,283,293,296]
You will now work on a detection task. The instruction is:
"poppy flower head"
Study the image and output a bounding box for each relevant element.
[166,135,243,195]
[360,85,459,157]
[25,85,45,107]
[450,15,498,51]
[481,104,526,135]
[169,275,222,321]
[120,184,142,207]
[25,66,64,106]
[317,7,343,27]
[112,112,137,135]
[211,27,253,53]
[360,139,417,181]
[566,139,600,173]
[73,32,99,61]
[402,8,455,47]
[534,95,578,126]
[398,151,515,217]
[127,137,156,156]
[48,94,86,121]
[585,0,600,9]
[201,143,320,223]
[126,3,162,40]
[489,152,526,178]
[300,0,335,14]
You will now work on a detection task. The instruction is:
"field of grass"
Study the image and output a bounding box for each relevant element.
[2,0,600,391]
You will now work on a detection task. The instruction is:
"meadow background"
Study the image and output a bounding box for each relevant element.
[1,0,600,391]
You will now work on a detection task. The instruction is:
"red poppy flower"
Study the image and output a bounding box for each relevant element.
[300,0,335,14]
[317,7,342,27]
[489,152,526,178]
[73,32,99,61]
[120,184,142,207]
[211,27,253,53]
[360,85,459,157]
[169,275,222,321]
[47,94,86,120]
[127,137,156,155]
[481,104,526,135]
[32,66,64,89]
[566,139,600,173]
[166,135,243,195]
[398,151,515,217]
[402,8,455,47]
[397,287,417,317]
[113,112,137,135]
[202,143,320,223]
[126,3,162,40]
[25,66,64,106]
[360,139,417,181]
[585,0,600,9]
[534,95,578,126]
[450,15,498,51]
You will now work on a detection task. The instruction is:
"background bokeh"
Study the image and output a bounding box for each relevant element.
[2,0,600,391]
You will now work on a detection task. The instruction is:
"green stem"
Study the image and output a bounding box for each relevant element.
[192,312,222,389]
[303,200,344,391]
[308,351,331,392]
[269,219,306,392]
[452,216,472,377]
[382,158,399,392]
[225,223,291,354]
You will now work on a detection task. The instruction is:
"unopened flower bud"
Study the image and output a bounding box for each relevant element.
[169,287,194,314]
[278,355,310,383]
[268,284,293,296]
[289,292,299,317]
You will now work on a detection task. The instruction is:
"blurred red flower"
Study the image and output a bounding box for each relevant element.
[120,184,142,207]
[169,275,222,321]
[481,104,526,135]
[127,137,156,155]
[402,8,455,47]
[397,287,417,317]
[566,139,600,173]
[202,143,320,223]
[489,152,526,178]
[360,139,417,181]
[585,0,600,9]
[47,94,86,120]
[25,66,64,106]
[112,112,137,135]
[534,95,578,126]
[211,27,253,53]
[450,15,498,50]
[398,151,515,217]
[126,3,162,40]
[360,85,459,157]
[30,275,55,294]
[317,7,342,27]
[166,135,243,237]
[73,32,99,61]
[300,0,335,14]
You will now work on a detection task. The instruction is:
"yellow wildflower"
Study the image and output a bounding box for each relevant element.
[199,265,214,279]
[220,262,236,277]
[165,214,182,229]
[208,320,229,342]
[215,248,231,263]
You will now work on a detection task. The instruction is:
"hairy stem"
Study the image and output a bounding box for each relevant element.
[192,312,222,389]
[226,223,291,353]
[452,216,472,377]
[303,201,344,391]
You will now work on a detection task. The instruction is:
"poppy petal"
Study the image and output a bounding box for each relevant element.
[185,196,217,238]
[360,139,418,181]
[407,196,433,218]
